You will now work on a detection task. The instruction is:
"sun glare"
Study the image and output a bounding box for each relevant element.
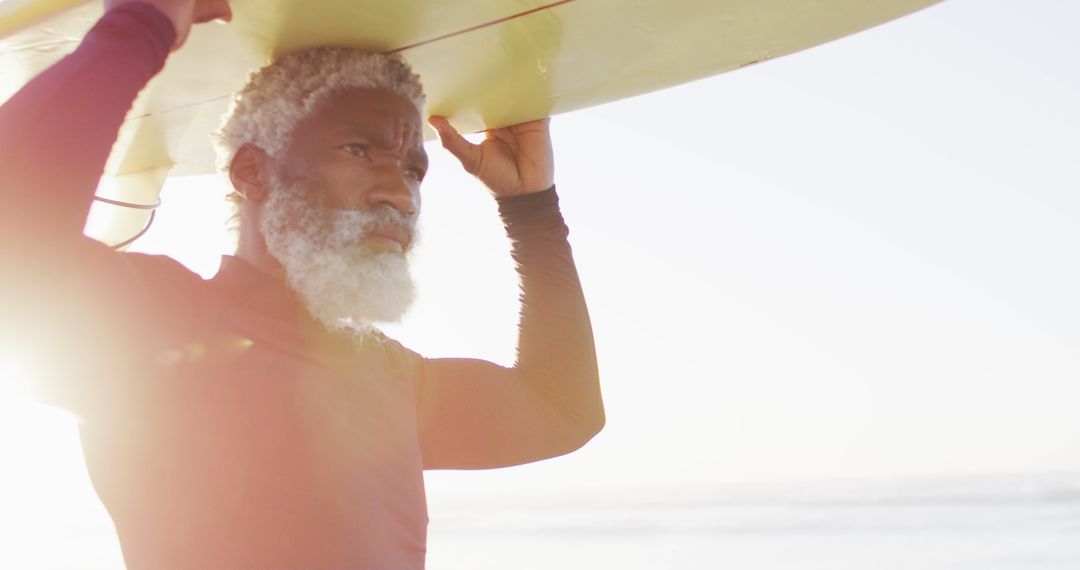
[0,354,30,402]
[0,352,125,570]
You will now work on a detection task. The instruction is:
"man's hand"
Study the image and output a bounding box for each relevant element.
[104,0,232,50]
[429,116,554,198]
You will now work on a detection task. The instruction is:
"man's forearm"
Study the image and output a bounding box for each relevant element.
[499,187,605,440]
[415,188,603,469]
[0,3,175,245]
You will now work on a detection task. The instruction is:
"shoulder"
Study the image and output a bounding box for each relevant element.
[121,251,205,289]
[366,330,426,382]
[106,250,212,328]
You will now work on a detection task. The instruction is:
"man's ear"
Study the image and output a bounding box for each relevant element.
[229,144,271,203]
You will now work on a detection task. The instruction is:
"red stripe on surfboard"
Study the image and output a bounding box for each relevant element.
[386,0,578,54]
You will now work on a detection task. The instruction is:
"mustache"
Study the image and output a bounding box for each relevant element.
[266,174,418,249]
[359,204,416,234]
[311,203,418,252]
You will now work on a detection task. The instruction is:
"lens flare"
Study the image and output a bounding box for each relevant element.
[0,355,30,402]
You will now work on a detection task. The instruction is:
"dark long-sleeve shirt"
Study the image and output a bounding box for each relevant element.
[0,4,603,568]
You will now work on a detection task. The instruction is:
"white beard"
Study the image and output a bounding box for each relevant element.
[258,174,417,335]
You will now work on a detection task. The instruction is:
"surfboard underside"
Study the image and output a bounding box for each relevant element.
[0,0,940,246]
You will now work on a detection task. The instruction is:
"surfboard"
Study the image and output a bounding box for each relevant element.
[0,0,940,247]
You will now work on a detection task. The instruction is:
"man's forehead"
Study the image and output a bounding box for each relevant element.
[321,87,420,120]
[321,88,421,132]
[333,122,423,147]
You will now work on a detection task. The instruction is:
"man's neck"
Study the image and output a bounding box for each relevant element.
[235,222,287,282]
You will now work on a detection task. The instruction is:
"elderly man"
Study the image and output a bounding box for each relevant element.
[0,0,603,567]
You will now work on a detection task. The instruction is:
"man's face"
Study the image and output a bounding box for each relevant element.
[277,87,428,253]
[256,87,428,333]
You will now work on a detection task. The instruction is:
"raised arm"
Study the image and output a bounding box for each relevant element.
[415,118,604,469]
[0,3,175,249]
[0,1,227,411]
[0,0,229,247]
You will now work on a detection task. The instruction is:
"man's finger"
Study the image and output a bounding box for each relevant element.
[508,118,551,134]
[428,116,481,172]
[194,0,232,24]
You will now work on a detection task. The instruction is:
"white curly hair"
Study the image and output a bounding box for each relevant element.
[215,47,426,171]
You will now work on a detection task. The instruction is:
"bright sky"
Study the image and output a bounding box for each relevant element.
[1,0,1078,566]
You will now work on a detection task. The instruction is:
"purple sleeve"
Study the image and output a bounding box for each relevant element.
[0,4,177,413]
[0,2,175,248]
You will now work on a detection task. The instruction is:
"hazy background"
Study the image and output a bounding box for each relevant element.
[1,0,1078,567]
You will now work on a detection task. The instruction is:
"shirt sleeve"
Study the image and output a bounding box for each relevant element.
[0,2,175,245]
[415,187,605,469]
[0,4,180,416]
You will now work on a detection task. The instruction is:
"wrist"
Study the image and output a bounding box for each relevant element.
[497,186,564,237]
[93,1,177,62]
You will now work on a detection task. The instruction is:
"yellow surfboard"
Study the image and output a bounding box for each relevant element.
[0,0,939,247]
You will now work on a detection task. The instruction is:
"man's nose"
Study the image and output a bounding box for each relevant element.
[365,165,418,216]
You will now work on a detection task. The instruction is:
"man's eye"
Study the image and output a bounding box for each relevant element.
[404,167,426,182]
[342,144,369,157]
